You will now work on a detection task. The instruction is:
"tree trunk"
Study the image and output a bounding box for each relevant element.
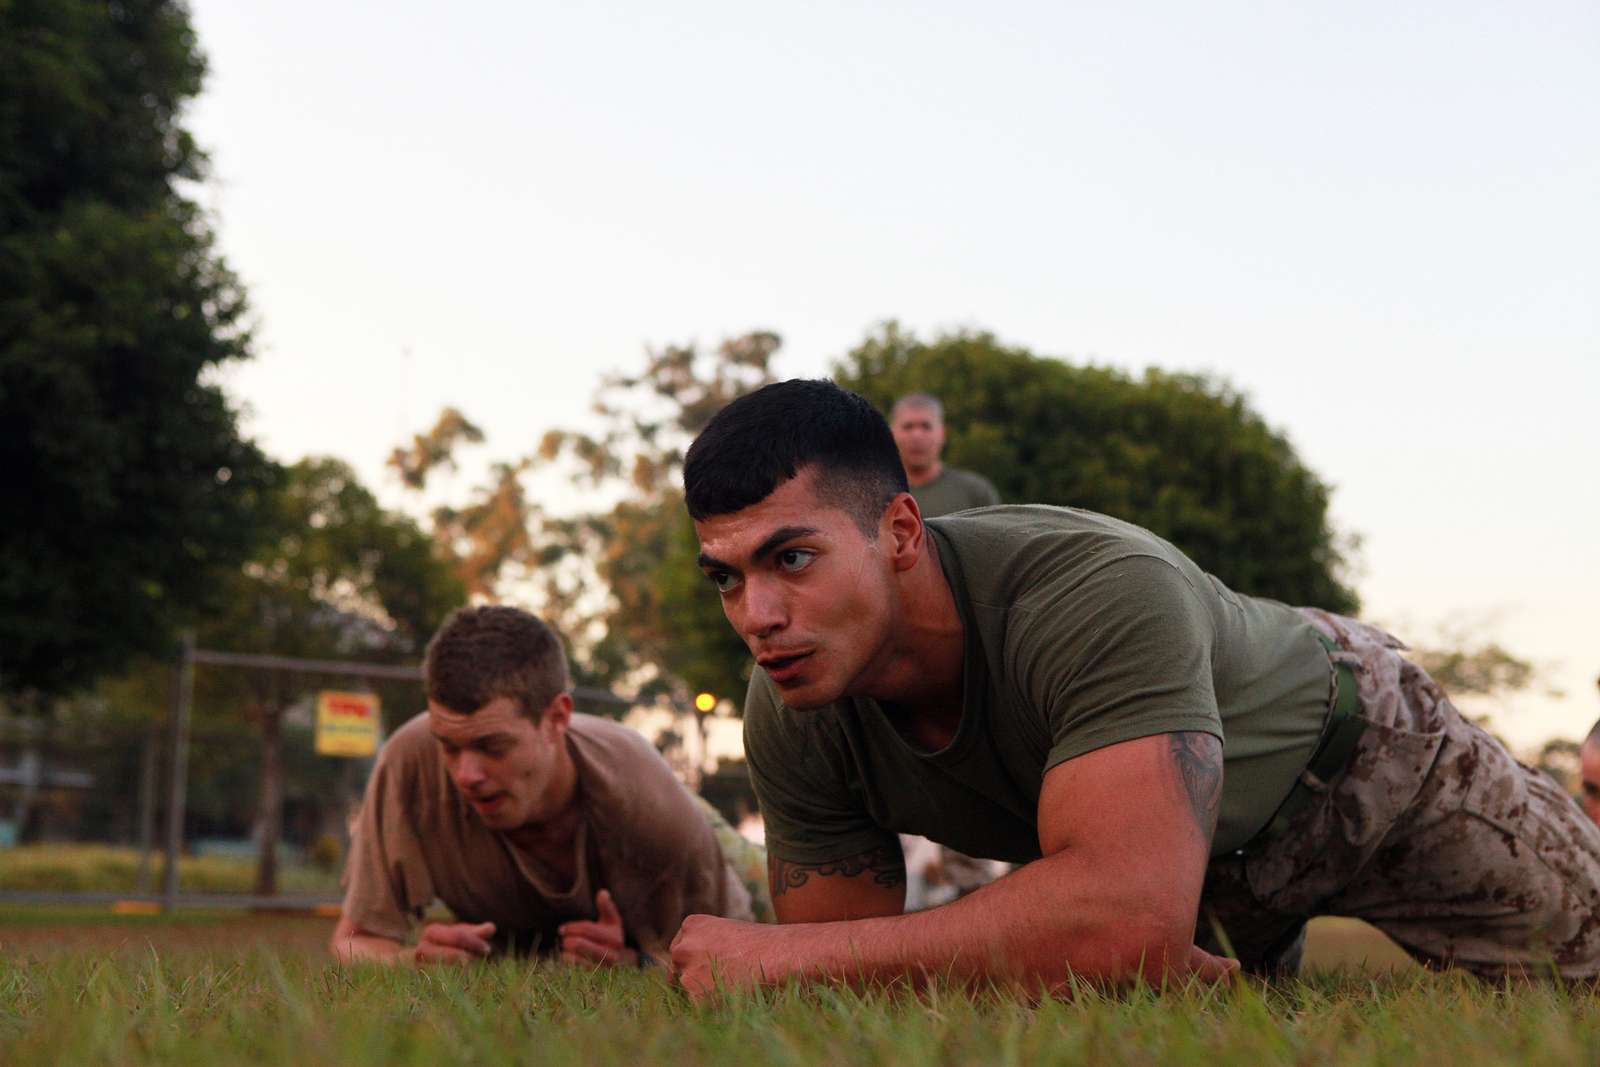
[253,702,283,897]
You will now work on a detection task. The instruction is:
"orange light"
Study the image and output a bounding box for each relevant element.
[694,692,716,713]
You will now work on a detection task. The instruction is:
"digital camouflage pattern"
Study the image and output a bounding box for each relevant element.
[692,794,776,924]
[1198,609,1600,978]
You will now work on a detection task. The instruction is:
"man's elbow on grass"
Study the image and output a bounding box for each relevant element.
[328,915,402,965]
[1068,905,1240,991]
[329,916,363,963]
[1067,914,1209,986]
[965,887,1219,991]
[981,927,1213,994]
[328,916,360,963]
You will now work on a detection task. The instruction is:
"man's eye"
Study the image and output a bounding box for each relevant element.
[708,570,741,593]
[776,549,815,572]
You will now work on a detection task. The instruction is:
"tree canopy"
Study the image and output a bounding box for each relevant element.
[203,457,466,663]
[80,457,465,880]
[396,337,777,706]
[834,323,1360,613]
[0,0,275,696]
[403,324,1362,713]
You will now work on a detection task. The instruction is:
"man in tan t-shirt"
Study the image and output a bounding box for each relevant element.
[330,605,755,967]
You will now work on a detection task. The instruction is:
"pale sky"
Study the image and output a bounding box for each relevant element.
[187,1,1598,752]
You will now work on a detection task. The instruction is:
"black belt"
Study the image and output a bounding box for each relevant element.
[1256,632,1365,843]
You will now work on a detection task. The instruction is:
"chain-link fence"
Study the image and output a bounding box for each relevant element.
[0,646,637,908]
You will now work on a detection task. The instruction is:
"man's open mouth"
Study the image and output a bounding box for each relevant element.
[759,651,812,682]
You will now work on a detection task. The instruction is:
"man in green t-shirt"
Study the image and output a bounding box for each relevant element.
[889,392,1001,516]
[667,379,1600,996]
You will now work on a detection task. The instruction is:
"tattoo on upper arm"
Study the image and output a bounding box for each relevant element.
[768,845,906,898]
[1168,732,1223,841]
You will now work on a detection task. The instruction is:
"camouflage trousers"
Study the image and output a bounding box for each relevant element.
[1197,608,1600,979]
[690,794,776,924]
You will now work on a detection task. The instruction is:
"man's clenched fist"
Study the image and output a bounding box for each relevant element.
[670,914,789,1000]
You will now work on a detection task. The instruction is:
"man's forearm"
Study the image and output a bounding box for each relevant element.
[329,918,410,965]
[763,851,1199,990]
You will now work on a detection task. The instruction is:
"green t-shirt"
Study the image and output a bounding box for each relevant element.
[908,466,1001,517]
[743,506,1332,864]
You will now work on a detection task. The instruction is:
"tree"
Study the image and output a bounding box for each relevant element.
[1409,637,1536,704]
[1405,621,1553,754]
[833,323,1360,612]
[405,323,1363,714]
[396,336,777,706]
[197,457,465,893]
[0,1,275,698]
[7,457,463,875]
[1534,738,1581,795]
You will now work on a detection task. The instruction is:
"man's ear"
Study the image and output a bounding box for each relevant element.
[882,492,924,573]
[542,691,574,733]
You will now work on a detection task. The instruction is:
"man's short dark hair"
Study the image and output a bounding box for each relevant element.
[423,606,571,721]
[683,379,910,534]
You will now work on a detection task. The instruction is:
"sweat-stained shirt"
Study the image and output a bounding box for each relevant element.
[341,712,751,959]
[744,506,1335,866]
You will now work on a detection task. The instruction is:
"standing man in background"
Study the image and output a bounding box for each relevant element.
[889,393,1001,515]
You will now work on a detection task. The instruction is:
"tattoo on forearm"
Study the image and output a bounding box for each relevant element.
[1168,732,1223,840]
[768,845,906,898]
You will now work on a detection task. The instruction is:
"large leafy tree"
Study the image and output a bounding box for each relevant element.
[403,322,1361,717]
[200,458,465,894]
[396,336,776,705]
[33,459,464,875]
[834,323,1360,613]
[0,0,275,697]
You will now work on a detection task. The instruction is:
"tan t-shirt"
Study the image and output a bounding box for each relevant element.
[341,712,750,958]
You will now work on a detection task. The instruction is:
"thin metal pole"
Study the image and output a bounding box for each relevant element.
[187,648,630,707]
[161,630,195,912]
[136,729,157,893]
[189,649,422,681]
[696,710,709,784]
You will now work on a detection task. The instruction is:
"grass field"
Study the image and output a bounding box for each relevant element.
[3,907,1595,1066]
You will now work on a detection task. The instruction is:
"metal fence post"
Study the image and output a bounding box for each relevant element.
[161,630,195,912]
[137,728,157,894]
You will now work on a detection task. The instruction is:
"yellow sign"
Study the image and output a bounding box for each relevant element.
[315,690,380,757]
[693,692,717,713]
